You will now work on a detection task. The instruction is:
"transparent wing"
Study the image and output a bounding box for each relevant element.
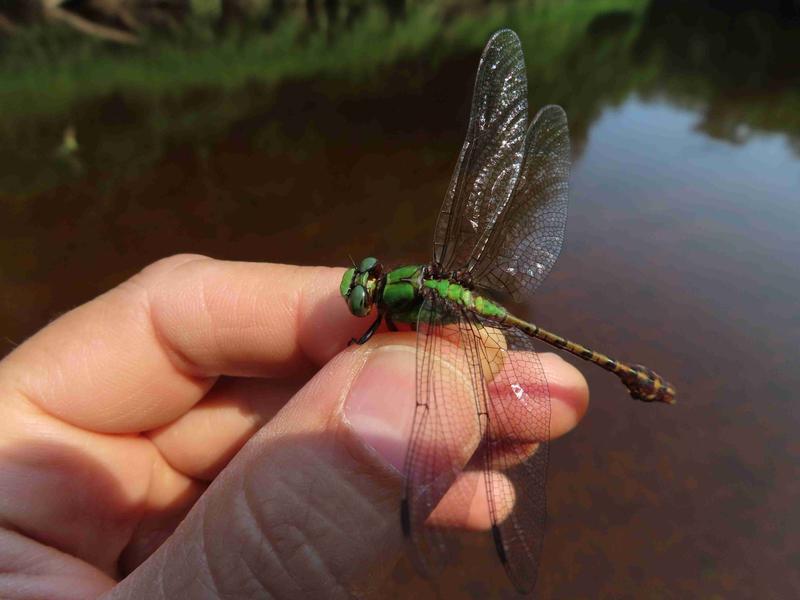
[402,291,551,594]
[464,310,550,594]
[468,105,571,301]
[402,290,487,577]
[434,29,529,272]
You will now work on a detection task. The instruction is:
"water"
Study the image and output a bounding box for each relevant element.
[1,1,798,597]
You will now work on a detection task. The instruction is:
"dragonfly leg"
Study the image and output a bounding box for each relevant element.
[349,312,383,345]
[385,315,398,332]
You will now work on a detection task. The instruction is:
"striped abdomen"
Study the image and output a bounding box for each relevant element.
[422,278,675,405]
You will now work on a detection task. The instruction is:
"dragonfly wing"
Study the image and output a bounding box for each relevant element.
[469,104,571,301]
[463,310,550,594]
[402,290,488,577]
[403,291,550,594]
[434,29,529,272]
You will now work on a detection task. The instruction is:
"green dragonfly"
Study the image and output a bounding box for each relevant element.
[340,29,675,594]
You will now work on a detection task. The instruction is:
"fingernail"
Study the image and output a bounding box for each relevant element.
[344,345,417,473]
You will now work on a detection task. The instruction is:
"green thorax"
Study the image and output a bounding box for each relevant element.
[380,265,507,324]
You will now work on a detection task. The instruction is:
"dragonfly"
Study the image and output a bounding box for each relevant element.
[339,29,675,594]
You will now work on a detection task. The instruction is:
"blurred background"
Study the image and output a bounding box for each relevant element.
[1,0,799,597]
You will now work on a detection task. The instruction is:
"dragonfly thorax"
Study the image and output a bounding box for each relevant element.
[342,259,510,327]
[341,259,430,323]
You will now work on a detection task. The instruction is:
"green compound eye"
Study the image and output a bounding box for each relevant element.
[340,267,356,298]
[358,257,378,273]
[347,285,370,317]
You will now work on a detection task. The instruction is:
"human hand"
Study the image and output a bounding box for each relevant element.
[0,255,588,598]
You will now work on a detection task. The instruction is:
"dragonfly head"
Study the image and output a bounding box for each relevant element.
[340,256,383,317]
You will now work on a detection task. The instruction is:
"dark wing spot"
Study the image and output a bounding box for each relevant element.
[491,524,508,564]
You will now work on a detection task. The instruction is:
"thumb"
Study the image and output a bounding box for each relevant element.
[109,335,419,599]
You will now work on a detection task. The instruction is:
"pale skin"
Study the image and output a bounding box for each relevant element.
[0,255,588,599]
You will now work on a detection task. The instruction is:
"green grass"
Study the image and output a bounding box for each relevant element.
[0,0,647,121]
[0,0,650,196]
[5,0,799,198]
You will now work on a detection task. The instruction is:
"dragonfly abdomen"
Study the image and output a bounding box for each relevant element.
[407,277,675,404]
[503,313,676,404]
[422,277,508,320]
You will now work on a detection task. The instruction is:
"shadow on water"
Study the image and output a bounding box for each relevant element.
[1,0,799,597]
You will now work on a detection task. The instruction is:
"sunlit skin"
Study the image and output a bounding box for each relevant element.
[0,255,588,599]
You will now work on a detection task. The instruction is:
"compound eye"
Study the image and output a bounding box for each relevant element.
[358,257,379,273]
[348,285,370,317]
[340,267,356,298]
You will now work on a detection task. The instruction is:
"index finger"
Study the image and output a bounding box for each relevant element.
[0,255,363,433]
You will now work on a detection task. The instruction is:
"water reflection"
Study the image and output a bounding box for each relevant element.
[1,1,798,597]
[634,0,800,146]
[538,95,799,597]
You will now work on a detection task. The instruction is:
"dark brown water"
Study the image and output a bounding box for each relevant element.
[1,1,799,598]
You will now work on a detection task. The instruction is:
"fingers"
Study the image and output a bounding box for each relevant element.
[109,332,588,598]
[491,352,590,442]
[1,255,363,433]
[149,348,587,500]
[0,528,116,599]
[427,470,514,531]
[109,337,415,599]
[0,410,201,575]
[539,353,590,437]
[146,376,304,481]
[0,255,366,584]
